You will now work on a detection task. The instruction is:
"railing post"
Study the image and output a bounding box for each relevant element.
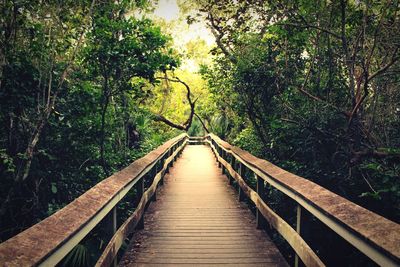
[229,155,235,185]
[171,146,175,167]
[214,142,219,162]
[218,147,222,168]
[238,163,245,202]
[176,142,181,158]
[111,207,117,267]
[136,178,144,230]
[295,205,302,267]
[178,140,184,156]
[151,163,158,202]
[221,150,226,174]
[165,150,171,174]
[256,174,267,229]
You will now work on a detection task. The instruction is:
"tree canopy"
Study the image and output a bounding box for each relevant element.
[0,0,399,265]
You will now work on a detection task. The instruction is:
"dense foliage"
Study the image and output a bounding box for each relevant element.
[0,0,181,242]
[194,0,400,222]
[189,0,399,264]
[0,0,399,265]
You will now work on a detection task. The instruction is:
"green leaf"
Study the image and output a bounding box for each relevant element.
[51,183,58,194]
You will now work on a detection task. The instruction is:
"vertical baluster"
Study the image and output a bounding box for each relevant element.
[218,147,222,168]
[214,142,218,162]
[112,207,117,267]
[176,142,180,158]
[295,205,302,267]
[105,206,118,266]
[151,163,158,202]
[160,154,166,185]
[165,150,171,174]
[221,150,226,174]
[229,155,235,185]
[179,140,184,156]
[136,178,144,230]
[256,174,267,229]
[171,145,175,167]
[238,163,245,201]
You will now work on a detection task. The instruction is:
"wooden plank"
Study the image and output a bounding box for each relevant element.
[120,145,288,267]
[129,248,281,253]
[131,257,285,264]
[131,264,283,267]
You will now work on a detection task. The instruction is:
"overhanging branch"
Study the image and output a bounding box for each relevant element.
[194,113,210,133]
[153,74,196,131]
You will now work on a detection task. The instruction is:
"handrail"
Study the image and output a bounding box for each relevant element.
[95,137,187,266]
[205,133,400,267]
[0,133,188,266]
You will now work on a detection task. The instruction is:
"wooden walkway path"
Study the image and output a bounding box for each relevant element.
[120,145,288,267]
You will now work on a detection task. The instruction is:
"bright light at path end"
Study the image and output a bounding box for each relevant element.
[154,0,180,22]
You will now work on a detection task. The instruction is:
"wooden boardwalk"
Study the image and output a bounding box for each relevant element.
[120,145,288,267]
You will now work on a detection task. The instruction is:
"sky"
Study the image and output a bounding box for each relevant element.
[152,0,215,71]
[153,0,180,21]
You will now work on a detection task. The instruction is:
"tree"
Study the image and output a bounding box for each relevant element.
[0,0,181,241]
[0,0,96,228]
[198,0,400,222]
[84,1,178,174]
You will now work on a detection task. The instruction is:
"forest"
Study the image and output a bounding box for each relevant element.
[0,0,399,266]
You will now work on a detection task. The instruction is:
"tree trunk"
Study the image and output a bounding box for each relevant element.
[100,76,110,175]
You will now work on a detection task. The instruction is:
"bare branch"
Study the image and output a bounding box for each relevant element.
[367,47,399,82]
[194,113,210,133]
[153,75,196,131]
[207,13,237,63]
[276,22,341,39]
[351,149,400,165]
[295,48,349,117]
[153,114,187,131]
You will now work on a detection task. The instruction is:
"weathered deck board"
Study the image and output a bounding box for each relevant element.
[120,145,288,267]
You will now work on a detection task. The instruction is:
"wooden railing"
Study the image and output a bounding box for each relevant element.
[1,133,399,267]
[204,133,400,267]
[0,134,188,266]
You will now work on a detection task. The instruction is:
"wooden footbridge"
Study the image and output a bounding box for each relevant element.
[0,134,399,266]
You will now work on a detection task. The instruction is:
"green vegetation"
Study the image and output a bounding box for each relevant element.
[0,0,182,240]
[194,0,400,223]
[0,0,399,265]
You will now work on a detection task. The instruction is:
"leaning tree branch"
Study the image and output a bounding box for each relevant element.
[367,47,399,82]
[153,114,188,131]
[194,113,210,133]
[295,48,349,117]
[276,22,341,39]
[348,47,399,126]
[153,75,196,131]
[350,149,400,165]
[207,13,237,64]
